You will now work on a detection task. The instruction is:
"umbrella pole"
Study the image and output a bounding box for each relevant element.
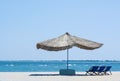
[67,48,69,70]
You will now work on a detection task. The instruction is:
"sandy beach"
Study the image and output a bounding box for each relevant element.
[0,72,120,81]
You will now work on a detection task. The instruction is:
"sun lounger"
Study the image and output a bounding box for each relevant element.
[103,66,112,75]
[96,66,106,75]
[86,66,99,75]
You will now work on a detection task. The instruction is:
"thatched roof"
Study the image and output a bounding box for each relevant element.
[36,32,103,51]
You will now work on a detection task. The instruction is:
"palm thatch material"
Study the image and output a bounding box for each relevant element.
[36,32,103,51]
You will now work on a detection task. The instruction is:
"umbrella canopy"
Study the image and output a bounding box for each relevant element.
[37,32,103,51]
[36,32,103,70]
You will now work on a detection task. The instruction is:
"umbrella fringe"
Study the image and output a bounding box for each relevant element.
[37,43,73,51]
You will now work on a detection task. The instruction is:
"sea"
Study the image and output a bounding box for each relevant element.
[0,60,120,72]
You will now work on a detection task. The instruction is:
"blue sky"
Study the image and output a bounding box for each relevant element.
[0,0,120,60]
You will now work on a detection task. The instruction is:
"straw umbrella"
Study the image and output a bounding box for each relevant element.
[36,32,103,70]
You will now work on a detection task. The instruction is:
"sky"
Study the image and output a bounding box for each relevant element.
[0,0,120,60]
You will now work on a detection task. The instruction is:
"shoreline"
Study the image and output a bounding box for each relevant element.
[0,71,120,81]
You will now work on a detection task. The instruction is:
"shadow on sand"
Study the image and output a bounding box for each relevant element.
[29,74,94,76]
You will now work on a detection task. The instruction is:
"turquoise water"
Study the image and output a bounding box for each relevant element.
[0,60,120,72]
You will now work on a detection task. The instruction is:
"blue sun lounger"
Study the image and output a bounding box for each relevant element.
[86,66,99,75]
[104,66,112,75]
[96,66,106,75]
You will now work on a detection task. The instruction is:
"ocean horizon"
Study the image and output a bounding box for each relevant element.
[0,60,120,72]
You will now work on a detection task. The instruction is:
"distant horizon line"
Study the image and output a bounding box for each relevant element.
[0,60,120,62]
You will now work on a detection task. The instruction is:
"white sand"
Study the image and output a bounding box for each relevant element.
[0,72,120,81]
